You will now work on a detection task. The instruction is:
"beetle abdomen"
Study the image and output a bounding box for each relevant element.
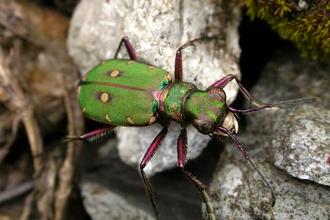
[77,59,172,126]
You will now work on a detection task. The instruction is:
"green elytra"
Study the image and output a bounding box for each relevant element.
[78,60,172,125]
[73,37,315,220]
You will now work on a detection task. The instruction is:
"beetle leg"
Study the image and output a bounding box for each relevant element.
[217,126,276,206]
[177,128,215,220]
[140,126,168,219]
[174,40,197,83]
[210,74,265,107]
[65,125,117,142]
[174,37,224,83]
[174,47,184,82]
[114,36,137,60]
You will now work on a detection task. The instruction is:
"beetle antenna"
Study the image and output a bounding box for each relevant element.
[229,97,316,115]
[272,97,316,107]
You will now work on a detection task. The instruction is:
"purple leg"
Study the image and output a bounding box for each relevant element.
[210,74,265,107]
[114,36,137,60]
[217,126,250,160]
[140,126,168,219]
[217,126,276,205]
[177,128,215,220]
[174,37,224,83]
[174,49,183,82]
[66,125,116,142]
[174,39,203,83]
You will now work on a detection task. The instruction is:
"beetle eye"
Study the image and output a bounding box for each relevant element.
[193,119,214,134]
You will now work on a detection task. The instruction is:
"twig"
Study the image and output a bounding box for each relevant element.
[19,184,37,220]
[0,44,43,220]
[0,110,24,164]
[0,45,43,170]
[54,75,83,220]
[0,19,34,44]
[0,179,36,204]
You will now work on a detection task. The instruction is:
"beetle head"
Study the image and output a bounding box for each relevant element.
[187,87,239,136]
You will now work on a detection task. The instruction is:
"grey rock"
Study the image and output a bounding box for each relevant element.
[209,135,330,219]
[247,48,330,186]
[82,181,154,220]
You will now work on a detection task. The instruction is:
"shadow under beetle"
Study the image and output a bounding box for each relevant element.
[69,37,315,220]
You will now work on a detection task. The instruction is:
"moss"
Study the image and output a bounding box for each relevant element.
[245,0,330,61]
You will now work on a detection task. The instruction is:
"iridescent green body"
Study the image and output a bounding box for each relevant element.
[78,59,229,131]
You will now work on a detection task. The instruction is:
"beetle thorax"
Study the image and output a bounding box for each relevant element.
[160,82,197,122]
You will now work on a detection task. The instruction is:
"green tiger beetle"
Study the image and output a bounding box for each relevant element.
[69,36,315,219]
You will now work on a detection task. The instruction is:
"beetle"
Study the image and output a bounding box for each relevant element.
[70,37,315,220]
